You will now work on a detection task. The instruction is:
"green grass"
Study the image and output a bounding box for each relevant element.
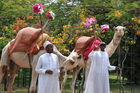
[0,73,140,93]
[110,74,140,93]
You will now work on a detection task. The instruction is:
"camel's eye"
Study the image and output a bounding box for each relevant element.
[70,60,74,65]
[115,28,117,32]
[77,55,81,59]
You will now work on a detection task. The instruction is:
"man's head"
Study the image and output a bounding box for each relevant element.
[100,42,106,51]
[43,41,53,53]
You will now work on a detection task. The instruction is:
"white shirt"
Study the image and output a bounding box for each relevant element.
[36,53,60,93]
[84,51,116,93]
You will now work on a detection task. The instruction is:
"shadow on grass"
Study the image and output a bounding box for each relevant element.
[0,73,140,93]
[110,74,140,93]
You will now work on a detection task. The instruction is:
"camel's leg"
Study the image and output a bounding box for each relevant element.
[0,65,8,83]
[6,62,19,93]
[0,65,4,83]
[29,56,38,93]
[70,66,81,93]
[0,43,10,66]
[83,61,91,90]
[61,71,70,93]
[0,43,10,83]
[83,68,89,90]
[29,68,38,93]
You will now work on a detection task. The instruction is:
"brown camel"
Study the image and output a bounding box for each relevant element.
[0,33,67,93]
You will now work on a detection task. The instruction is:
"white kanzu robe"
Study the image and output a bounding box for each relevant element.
[84,51,116,93]
[36,53,60,93]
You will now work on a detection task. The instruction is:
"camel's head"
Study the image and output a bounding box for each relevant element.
[62,50,81,71]
[114,26,125,37]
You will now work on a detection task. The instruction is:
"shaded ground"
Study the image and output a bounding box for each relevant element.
[0,74,140,93]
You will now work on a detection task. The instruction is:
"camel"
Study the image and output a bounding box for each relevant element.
[61,26,125,93]
[0,33,67,93]
[0,25,125,93]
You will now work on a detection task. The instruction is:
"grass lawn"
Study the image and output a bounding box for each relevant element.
[0,73,140,93]
[109,74,140,93]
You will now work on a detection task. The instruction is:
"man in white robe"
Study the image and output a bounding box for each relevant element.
[84,42,119,93]
[36,41,61,93]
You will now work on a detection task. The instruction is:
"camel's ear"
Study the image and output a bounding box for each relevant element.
[113,27,117,31]
[123,27,126,30]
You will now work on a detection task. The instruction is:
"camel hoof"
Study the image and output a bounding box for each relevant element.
[7,89,12,93]
[30,90,36,93]
[30,86,36,93]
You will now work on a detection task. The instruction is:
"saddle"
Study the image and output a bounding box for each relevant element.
[9,27,51,55]
[74,36,101,60]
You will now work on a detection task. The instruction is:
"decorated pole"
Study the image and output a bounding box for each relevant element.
[33,3,55,33]
[33,3,44,33]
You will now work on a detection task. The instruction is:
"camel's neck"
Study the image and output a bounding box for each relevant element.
[112,33,122,45]
[105,33,123,57]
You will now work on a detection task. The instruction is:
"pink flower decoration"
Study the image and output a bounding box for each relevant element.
[33,4,44,14]
[84,17,97,28]
[46,11,55,20]
[101,24,109,32]
[46,12,51,19]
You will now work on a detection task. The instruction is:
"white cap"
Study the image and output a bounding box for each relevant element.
[43,41,52,48]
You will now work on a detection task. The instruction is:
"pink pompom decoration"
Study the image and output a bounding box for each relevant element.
[33,4,44,14]
[46,12,51,19]
[101,24,109,32]
[46,11,55,20]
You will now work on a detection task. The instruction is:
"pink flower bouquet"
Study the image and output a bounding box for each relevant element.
[101,24,109,32]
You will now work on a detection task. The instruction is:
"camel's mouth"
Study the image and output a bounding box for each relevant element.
[117,34,123,38]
